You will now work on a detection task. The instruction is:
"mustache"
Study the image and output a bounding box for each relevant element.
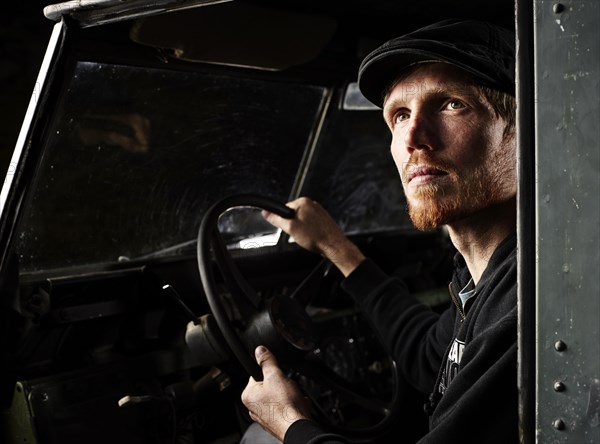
[401,155,457,182]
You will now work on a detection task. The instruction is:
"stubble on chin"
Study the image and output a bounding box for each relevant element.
[402,159,463,231]
[401,134,516,232]
[406,164,496,231]
[406,184,457,230]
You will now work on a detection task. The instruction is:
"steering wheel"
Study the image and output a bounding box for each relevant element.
[196,194,401,437]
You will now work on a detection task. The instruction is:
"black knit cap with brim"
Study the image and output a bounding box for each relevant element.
[358,19,515,108]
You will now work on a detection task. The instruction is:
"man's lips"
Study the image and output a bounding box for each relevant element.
[406,165,449,183]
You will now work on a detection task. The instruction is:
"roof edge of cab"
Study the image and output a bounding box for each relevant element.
[43,0,234,27]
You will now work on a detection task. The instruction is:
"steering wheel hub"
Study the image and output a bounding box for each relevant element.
[268,294,317,351]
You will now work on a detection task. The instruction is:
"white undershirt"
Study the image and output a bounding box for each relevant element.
[458,278,476,308]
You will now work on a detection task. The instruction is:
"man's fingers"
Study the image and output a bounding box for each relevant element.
[261,209,291,231]
[261,198,313,224]
[255,346,282,378]
[255,345,277,366]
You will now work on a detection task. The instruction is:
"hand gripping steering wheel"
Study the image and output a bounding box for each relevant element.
[196,194,400,437]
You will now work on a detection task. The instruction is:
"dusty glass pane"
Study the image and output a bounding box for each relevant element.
[17,62,325,271]
[301,105,411,235]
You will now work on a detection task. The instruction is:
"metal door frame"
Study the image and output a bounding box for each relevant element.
[518,1,600,442]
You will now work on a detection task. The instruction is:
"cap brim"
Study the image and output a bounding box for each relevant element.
[360,48,512,108]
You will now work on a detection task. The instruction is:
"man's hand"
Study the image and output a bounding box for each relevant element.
[241,346,311,441]
[262,197,365,277]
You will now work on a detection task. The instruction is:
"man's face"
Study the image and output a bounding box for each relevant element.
[383,62,516,230]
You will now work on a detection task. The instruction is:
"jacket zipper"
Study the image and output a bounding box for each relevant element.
[448,282,466,321]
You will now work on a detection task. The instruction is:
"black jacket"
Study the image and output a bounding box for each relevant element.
[284,233,518,444]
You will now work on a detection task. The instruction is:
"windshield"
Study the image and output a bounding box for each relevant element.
[16,57,415,273]
[16,61,326,272]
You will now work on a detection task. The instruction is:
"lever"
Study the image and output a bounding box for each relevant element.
[162,284,199,325]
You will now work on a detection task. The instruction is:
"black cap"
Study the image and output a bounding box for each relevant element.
[358,19,515,108]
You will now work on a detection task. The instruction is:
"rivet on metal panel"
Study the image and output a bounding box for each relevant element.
[552,418,566,430]
[553,381,566,392]
[553,3,565,14]
[554,340,567,351]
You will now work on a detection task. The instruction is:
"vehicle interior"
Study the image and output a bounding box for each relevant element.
[0,0,517,443]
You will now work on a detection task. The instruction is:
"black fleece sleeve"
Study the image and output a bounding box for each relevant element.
[341,259,455,393]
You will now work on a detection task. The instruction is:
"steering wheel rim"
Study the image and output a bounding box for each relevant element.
[197,194,295,380]
[197,194,402,437]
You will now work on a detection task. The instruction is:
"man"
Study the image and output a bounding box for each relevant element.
[241,19,518,443]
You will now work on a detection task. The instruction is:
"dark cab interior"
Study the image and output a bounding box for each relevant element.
[0,1,514,442]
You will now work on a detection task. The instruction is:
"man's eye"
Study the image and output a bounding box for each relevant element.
[394,112,410,123]
[448,100,466,110]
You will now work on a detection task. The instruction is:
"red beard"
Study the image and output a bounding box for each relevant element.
[402,150,512,230]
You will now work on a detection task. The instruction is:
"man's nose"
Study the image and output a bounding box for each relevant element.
[402,111,435,154]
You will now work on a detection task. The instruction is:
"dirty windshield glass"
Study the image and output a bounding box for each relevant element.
[17,62,325,272]
[301,105,411,235]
